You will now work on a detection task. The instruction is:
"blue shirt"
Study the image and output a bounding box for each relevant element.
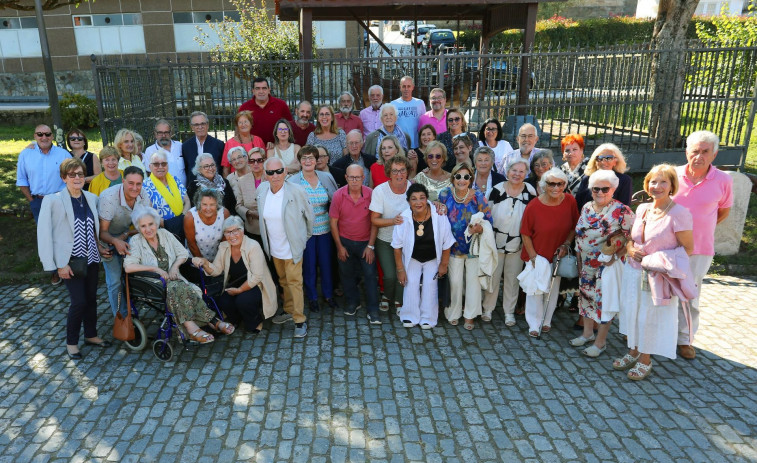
[16,143,71,195]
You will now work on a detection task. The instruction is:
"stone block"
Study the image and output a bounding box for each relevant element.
[714,172,751,256]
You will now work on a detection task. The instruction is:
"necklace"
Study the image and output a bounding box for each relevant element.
[642,200,674,225]
[413,207,430,237]
[452,188,469,203]
[73,194,84,208]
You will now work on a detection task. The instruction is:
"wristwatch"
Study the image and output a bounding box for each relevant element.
[367,245,375,250]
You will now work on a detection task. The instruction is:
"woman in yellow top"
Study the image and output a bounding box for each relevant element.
[114,128,146,172]
[88,147,124,196]
[142,150,190,241]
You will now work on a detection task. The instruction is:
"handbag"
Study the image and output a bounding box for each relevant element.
[112,274,135,341]
[556,248,579,279]
[68,256,88,279]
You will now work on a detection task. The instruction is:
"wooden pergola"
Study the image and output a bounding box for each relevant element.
[276,0,562,113]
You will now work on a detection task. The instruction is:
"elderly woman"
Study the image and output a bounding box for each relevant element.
[188,153,236,212]
[66,129,101,188]
[412,140,451,202]
[483,159,537,325]
[115,128,145,172]
[184,188,231,262]
[613,164,694,380]
[222,110,265,177]
[575,143,632,213]
[142,150,190,242]
[560,134,588,195]
[124,206,234,344]
[288,145,339,313]
[451,134,476,169]
[306,105,347,164]
[363,104,411,157]
[38,157,110,360]
[267,118,302,174]
[392,183,454,329]
[438,109,478,171]
[193,216,277,334]
[228,147,264,243]
[572,170,634,357]
[473,146,506,197]
[478,118,513,173]
[89,146,123,196]
[370,135,405,188]
[409,124,437,172]
[520,167,579,337]
[370,155,413,315]
[439,162,493,330]
[525,150,555,195]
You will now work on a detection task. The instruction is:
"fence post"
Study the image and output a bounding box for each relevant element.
[90,54,108,145]
[438,53,445,93]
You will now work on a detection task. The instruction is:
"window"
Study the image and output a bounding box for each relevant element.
[0,17,37,29]
[73,14,142,27]
[73,13,145,55]
[173,10,241,53]
[0,16,40,58]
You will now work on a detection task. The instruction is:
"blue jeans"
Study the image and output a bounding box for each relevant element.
[303,233,334,301]
[30,197,43,223]
[102,253,126,317]
[338,236,379,315]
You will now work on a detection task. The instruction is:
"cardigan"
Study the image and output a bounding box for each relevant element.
[124,228,190,283]
[256,182,314,264]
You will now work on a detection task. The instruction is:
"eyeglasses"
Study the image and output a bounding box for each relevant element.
[430,97,444,101]
[447,117,462,123]
[518,133,536,139]
[300,155,316,162]
[66,172,86,178]
[347,175,363,181]
[454,173,472,181]
[596,155,616,162]
[427,153,443,160]
[223,228,243,236]
[390,168,407,175]
[35,132,52,137]
[200,164,216,170]
[155,131,171,136]
[592,186,611,193]
[277,127,290,132]
[151,162,168,167]
[534,162,552,169]
[265,167,285,176]
[545,181,566,188]
[190,122,208,128]
[68,136,85,142]
[484,127,497,132]
[230,156,247,163]
[249,158,264,164]
[347,141,362,146]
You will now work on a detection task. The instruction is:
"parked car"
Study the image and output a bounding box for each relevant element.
[370,20,380,27]
[400,21,412,34]
[404,25,416,38]
[421,29,456,55]
[414,25,437,47]
[437,52,535,90]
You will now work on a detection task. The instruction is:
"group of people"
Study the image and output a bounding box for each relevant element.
[18,76,733,382]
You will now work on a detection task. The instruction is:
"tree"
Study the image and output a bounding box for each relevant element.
[0,0,88,10]
[647,0,700,149]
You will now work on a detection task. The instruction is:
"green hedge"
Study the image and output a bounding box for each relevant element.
[457,16,724,50]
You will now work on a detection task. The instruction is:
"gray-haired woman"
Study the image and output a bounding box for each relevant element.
[142,150,190,241]
[188,152,236,212]
[124,206,235,344]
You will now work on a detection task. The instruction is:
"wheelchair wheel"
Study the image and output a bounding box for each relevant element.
[152,339,173,362]
[123,319,147,351]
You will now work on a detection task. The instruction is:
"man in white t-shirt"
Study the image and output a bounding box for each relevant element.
[391,76,427,148]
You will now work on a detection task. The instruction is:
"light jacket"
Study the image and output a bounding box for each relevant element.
[256,182,314,264]
[517,255,552,296]
[204,237,278,319]
[467,213,498,291]
[286,170,339,200]
[37,188,100,271]
[641,246,698,306]
[390,201,455,271]
[124,228,190,283]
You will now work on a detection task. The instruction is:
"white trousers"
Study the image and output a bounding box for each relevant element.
[677,254,713,345]
[525,275,561,333]
[482,251,524,316]
[445,255,482,321]
[401,258,439,326]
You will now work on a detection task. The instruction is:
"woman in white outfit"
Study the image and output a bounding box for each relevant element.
[267,118,301,174]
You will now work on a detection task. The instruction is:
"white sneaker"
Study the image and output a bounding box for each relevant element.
[505,314,516,326]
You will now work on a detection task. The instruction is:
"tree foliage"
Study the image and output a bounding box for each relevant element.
[696,0,757,45]
[0,0,87,11]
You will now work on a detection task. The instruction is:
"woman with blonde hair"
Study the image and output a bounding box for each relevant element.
[222,110,265,177]
[369,135,406,188]
[88,146,123,196]
[306,105,348,164]
[412,140,451,202]
[574,143,632,212]
[114,128,145,172]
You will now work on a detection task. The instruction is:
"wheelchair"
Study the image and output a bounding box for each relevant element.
[122,265,224,362]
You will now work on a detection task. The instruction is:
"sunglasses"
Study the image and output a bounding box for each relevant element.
[249,158,264,164]
[454,173,472,181]
[427,153,443,160]
[447,117,462,123]
[68,136,85,142]
[484,127,497,132]
[545,181,566,188]
[265,167,285,176]
[66,172,86,178]
[592,186,611,193]
[151,162,168,167]
[597,155,616,162]
[36,132,52,137]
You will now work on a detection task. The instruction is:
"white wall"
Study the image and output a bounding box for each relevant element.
[637,0,744,18]
[313,21,346,49]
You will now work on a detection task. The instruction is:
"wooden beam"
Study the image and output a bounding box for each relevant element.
[516,2,537,115]
[300,7,313,103]
[353,15,394,56]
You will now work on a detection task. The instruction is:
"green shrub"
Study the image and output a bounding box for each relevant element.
[59,93,99,129]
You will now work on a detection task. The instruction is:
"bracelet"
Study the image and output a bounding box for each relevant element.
[367,245,375,250]
[396,268,405,273]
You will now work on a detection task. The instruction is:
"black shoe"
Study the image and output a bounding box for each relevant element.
[344,305,359,316]
[67,350,82,360]
[309,299,320,313]
[325,298,340,311]
[84,340,112,348]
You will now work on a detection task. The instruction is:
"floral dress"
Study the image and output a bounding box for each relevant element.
[575,199,634,322]
[438,188,493,256]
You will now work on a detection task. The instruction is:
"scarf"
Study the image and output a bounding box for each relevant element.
[150,173,184,216]
[195,173,226,195]
[375,126,409,158]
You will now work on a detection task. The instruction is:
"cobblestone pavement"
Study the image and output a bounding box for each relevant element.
[0,274,755,463]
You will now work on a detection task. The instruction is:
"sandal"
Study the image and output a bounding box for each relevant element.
[569,334,596,347]
[214,320,235,335]
[448,319,459,326]
[541,325,551,333]
[464,319,474,330]
[528,330,539,338]
[189,330,214,344]
[582,344,606,358]
[481,313,492,322]
[613,353,641,371]
[627,361,652,381]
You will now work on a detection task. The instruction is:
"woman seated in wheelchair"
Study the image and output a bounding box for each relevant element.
[124,206,235,344]
[192,216,277,334]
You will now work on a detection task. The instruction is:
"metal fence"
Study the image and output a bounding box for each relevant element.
[92,40,757,171]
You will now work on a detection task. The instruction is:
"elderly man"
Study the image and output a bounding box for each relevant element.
[672,130,733,360]
[238,77,293,145]
[332,129,376,186]
[391,76,427,147]
[98,166,153,316]
[16,124,72,285]
[418,88,448,135]
[330,164,381,324]
[335,92,364,136]
[291,101,316,146]
[500,123,542,177]
[360,85,385,138]
[362,104,412,159]
[257,157,314,338]
[144,119,186,186]
[182,111,225,186]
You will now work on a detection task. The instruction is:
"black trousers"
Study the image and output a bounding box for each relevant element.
[219,286,264,331]
[63,262,100,345]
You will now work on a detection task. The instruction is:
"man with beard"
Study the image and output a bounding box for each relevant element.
[418,88,448,135]
[360,85,384,138]
[335,92,364,136]
[391,76,426,148]
[291,101,316,146]
[144,119,186,186]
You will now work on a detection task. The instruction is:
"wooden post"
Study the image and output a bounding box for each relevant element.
[300,8,313,103]
[517,3,538,115]
[477,14,491,103]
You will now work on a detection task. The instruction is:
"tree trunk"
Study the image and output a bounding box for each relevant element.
[648,0,700,149]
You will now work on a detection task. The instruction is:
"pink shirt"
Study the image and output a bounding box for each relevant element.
[418,109,448,136]
[360,106,383,138]
[672,165,733,256]
[329,185,373,241]
[629,202,692,269]
[221,137,265,173]
[336,113,364,136]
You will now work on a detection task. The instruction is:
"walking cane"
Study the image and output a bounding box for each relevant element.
[537,251,561,340]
